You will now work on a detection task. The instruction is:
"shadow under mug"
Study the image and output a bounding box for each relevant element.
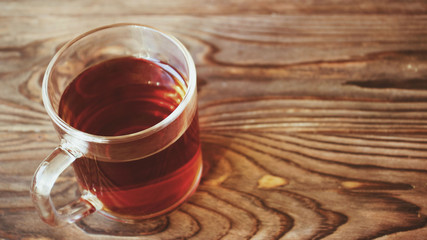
[30,23,202,227]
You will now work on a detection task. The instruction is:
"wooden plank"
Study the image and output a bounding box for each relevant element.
[1,0,427,15]
[1,1,427,239]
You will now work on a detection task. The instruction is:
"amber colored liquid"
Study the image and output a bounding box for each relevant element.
[58,57,202,219]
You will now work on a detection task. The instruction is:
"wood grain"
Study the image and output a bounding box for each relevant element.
[1,0,427,239]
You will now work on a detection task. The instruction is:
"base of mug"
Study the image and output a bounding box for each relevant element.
[97,162,203,224]
[76,212,169,236]
[75,165,202,236]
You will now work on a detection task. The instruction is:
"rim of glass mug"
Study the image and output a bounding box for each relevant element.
[42,23,197,144]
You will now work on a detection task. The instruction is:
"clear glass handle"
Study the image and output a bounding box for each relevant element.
[30,146,101,226]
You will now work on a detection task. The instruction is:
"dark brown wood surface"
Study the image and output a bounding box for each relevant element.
[2,1,427,239]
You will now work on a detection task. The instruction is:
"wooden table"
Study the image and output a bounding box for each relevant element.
[2,1,427,239]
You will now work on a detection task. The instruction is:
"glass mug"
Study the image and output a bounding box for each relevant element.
[30,23,202,226]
